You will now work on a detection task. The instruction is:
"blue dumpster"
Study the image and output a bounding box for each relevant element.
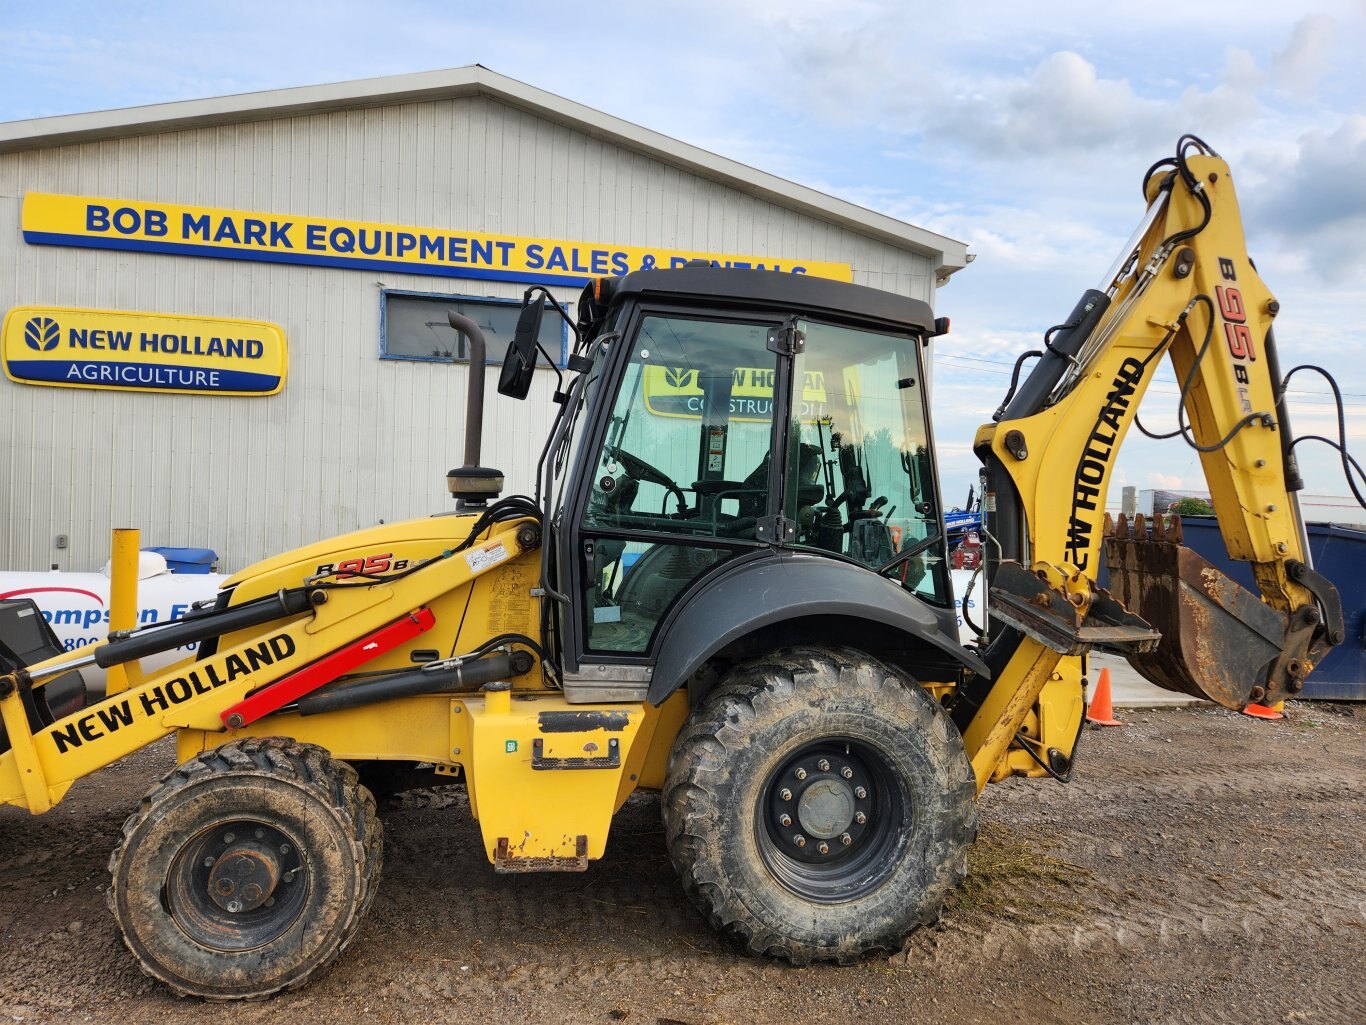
[1176,517,1365,701]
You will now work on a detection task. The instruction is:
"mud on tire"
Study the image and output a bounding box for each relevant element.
[662,646,976,964]
[107,737,383,999]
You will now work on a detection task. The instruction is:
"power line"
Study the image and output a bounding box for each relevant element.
[933,350,1366,398]
[932,353,1366,407]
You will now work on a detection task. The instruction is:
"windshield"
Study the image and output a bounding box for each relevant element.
[786,321,948,604]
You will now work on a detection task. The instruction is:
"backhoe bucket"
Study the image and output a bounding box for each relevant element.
[1102,514,1287,709]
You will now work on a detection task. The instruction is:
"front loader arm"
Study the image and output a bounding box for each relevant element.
[958,138,1342,787]
[0,521,534,814]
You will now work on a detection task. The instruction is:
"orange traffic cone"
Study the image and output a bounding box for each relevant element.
[1085,667,1123,726]
[1241,700,1285,720]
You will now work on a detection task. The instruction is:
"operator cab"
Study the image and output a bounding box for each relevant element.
[527,267,953,678]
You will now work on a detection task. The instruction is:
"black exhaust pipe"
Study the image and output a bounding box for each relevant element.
[444,313,506,510]
[297,650,534,716]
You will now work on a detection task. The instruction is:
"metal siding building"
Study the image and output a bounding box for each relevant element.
[0,68,967,573]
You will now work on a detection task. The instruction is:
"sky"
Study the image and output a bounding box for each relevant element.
[2,0,1365,516]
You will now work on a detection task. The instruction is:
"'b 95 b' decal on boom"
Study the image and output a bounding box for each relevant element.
[314,552,410,578]
[1216,257,1257,415]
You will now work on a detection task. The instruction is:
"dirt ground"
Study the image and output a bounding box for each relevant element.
[2,702,1363,1025]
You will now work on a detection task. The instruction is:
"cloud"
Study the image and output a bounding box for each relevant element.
[1147,472,1185,489]
[1270,14,1337,96]
[1249,116,1366,279]
[1178,48,1265,126]
[778,27,1283,165]
[926,52,1180,159]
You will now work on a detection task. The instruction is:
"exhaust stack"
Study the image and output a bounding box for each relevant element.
[445,312,504,509]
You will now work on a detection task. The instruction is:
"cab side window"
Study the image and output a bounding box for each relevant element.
[580,315,779,653]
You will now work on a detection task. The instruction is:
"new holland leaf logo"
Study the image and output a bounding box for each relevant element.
[664,366,695,389]
[24,316,60,352]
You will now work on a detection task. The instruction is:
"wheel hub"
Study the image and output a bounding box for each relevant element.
[172,821,306,946]
[766,748,874,862]
[207,840,281,913]
[796,778,855,839]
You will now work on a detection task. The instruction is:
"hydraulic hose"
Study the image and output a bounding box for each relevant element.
[296,650,533,716]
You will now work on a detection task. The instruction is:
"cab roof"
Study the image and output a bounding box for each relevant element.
[605,266,937,335]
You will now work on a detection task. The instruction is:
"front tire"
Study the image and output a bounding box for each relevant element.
[662,646,976,964]
[108,738,382,999]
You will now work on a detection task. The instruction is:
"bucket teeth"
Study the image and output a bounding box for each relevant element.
[1169,512,1183,544]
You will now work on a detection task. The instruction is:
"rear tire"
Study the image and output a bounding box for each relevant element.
[108,737,382,999]
[662,645,976,964]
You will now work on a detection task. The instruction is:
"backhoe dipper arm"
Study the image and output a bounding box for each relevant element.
[958,137,1342,786]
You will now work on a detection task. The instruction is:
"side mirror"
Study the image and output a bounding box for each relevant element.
[498,301,544,400]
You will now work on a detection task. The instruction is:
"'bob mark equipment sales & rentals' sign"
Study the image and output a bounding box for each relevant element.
[2,306,287,396]
[20,193,854,287]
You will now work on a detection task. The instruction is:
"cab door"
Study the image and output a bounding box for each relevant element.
[563,309,787,674]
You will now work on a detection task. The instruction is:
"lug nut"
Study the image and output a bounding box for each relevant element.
[817,758,830,772]
[223,832,235,844]
[779,814,792,827]
[795,767,807,781]
[280,844,291,855]
[818,842,829,855]
[202,856,216,868]
[855,811,867,825]
[779,788,792,802]
[841,766,853,779]
[854,786,867,799]
[841,833,852,846]
[255,828,265,839]
[794,834,807,848]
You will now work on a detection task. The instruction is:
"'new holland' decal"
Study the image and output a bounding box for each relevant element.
[1064,356,1146,571]
[49,632,296,753]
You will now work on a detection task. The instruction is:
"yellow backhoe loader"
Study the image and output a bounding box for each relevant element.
[0,135,1345,998]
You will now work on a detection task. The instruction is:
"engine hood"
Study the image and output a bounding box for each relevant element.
[222,512,485,590]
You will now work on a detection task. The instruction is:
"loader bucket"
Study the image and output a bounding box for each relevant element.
[1102,513,1288,709]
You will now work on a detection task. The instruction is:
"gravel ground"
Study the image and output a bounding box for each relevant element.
[1,702,1363,1025]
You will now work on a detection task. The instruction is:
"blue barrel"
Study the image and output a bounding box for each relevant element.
[143,546,219,574]
[1177,517,1365,700]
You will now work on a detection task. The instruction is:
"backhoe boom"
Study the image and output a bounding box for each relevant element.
[962,138,1342,787]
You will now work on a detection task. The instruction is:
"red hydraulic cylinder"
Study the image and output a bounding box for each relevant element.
[220,607,436,729]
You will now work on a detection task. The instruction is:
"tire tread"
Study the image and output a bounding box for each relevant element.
[107,737,382,1000]
[663,645,976,965]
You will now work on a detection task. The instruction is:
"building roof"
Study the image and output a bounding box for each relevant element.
[0,65,969,279]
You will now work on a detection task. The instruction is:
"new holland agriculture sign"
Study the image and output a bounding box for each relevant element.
[2,306,287,396]
[21,193,854,287]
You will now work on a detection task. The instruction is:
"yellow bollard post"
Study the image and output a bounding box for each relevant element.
[105,528,141,696]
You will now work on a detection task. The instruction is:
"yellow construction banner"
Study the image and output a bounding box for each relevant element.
[644,365,827,420]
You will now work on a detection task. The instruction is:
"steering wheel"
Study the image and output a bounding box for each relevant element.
[606,445,688,514]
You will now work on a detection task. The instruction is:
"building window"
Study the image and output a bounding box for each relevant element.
[381,290,568,365]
